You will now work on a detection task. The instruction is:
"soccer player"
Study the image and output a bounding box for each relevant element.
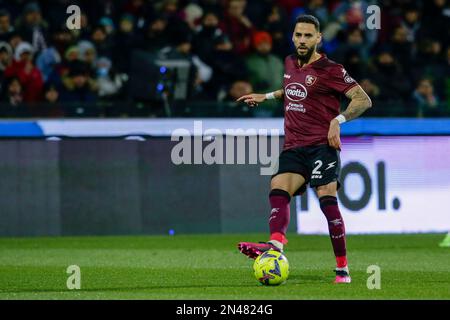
[236,15,372,283]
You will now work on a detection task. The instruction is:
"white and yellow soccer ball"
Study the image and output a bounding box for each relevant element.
[253,250,289,286]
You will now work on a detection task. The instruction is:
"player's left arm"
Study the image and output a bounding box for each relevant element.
[328,85,372,149]
[341,85,372,121]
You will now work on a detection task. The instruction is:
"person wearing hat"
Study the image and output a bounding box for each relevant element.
[245,31,283,117]
[3,41,43,103]
[60,60,97,103]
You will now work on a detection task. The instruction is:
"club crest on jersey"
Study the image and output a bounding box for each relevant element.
[342,68,355,84]
[285,82,308,101]
[305,75,317,86]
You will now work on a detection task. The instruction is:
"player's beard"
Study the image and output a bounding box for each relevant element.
[296,45,316,64]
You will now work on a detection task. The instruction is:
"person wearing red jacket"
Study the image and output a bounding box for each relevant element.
[219,0,255,55]
[4,41,43,104]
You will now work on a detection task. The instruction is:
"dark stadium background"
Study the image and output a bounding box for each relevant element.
[0,0,447,118]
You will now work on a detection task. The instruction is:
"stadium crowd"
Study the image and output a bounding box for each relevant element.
[0,0,448,117]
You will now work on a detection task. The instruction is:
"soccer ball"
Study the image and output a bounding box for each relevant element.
[253,250,289,286]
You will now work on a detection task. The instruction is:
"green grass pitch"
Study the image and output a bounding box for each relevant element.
[0,233,449,300]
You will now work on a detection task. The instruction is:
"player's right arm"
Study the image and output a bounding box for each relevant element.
[236,89,284,107]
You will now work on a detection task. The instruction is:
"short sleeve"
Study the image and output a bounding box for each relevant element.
[327,65,359,95]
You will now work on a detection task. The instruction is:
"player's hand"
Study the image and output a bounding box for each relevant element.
[236,93,266,107]
[328,119,341,150]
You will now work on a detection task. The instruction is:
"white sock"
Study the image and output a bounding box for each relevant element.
[268,240,283,250]
[336,266,349,274]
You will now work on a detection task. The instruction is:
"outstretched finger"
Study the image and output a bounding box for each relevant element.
[236,95,251,102]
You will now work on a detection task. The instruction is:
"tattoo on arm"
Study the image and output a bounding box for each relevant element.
[341,85,372,122]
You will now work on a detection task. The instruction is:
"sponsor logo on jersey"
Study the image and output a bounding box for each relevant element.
[305,75,317,86]
[285,82,308,101]
[285,103,305,113]
[284,74,291,79]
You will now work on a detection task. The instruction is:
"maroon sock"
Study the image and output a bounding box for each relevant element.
[319,196,347,262]
[268,189,291,244]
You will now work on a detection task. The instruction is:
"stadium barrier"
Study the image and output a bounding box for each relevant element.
[0,118,449,236]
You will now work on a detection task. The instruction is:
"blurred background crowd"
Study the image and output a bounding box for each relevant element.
[0,0,448,118]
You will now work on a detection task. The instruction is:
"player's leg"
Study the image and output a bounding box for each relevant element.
[238,148,310,259]
[268,172,306,248]
[238,172,306,259]
[316,182,351,283]
[308,144,350,283]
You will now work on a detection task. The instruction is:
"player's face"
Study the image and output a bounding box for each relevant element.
[292,23,321,60]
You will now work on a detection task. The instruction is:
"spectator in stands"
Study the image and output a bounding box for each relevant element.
[415,38,447,99]
[245,31,283,117]
[192,11,224,66]
[182,3,204,30]
[141,16,170,53]
[0,41,12,73]
[0,9,14,42]
[401,5,422,43]
[304,0,329,25]
[158,31,200,100]
[99,17,115,37]
[224,79,253,102]
[90,25,113,58]
[43,83,64,117]
[122,0,154,31]
[95,56,126,99]
[44,83,59,104]
[220,0,254,55]
[264,4,291,58]
[389,26,414,74]
[113,14,141,73]
[342,48,366,81]
[78,40,96,62]
[332,0,367,28]
[15,2,48,54]
[204,34,247,100]
[77,40,98,77]
[367,48,412,115]
[4,41,43,103]
[1,76,23,106]
[412,78,441,117]
[50,28,77,58]
[65,46,79,61]
[60,60,97,103]
[332,27,369,64]
[8,32,23,51]
[420,0,450,46]
[36,47,61,83]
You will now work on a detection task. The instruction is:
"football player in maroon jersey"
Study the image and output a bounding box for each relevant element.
[237,15,372,283]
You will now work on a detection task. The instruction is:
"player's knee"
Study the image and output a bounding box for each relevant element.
[316,183,337,198]
[269,188,291,202]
